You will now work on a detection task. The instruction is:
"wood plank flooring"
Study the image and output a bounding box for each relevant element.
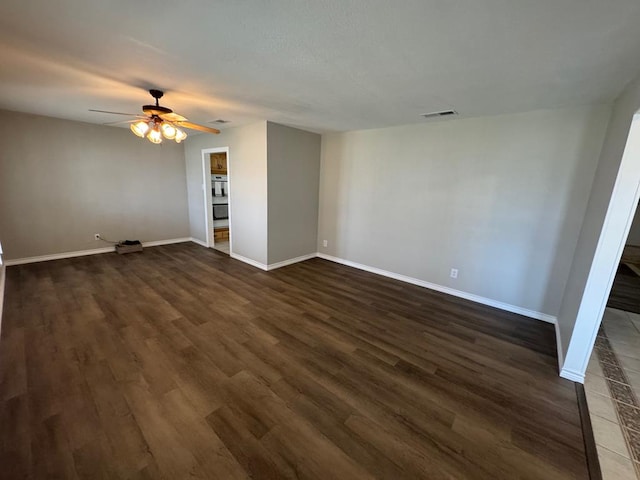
[607,263,640,314]
[0,243,588,479]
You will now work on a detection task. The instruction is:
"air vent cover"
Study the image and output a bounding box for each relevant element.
[209,119,230,124]
[421,110,458,119]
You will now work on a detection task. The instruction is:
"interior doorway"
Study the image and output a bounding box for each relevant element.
[201,147,231,255]
[579,117,640,478]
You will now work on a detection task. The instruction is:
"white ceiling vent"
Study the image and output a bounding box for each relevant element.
[421,110,458,119]
[209,119,230,124]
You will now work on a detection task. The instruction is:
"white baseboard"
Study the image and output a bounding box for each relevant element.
[555,320,565,375]
[230,252,317,271]
[230,253,269,271]
[190,237,208,248]
[5,247,116,265]
[267,253,317,271]
[317,253,557,325]
[143,237,191,247]
[229,252,318,271]
[560,367,584,383]
[4,237,193,266]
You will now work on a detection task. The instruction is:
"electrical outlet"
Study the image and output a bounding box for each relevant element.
[94,233,101,241]
[450,268,458,279]
[322,240,328,247]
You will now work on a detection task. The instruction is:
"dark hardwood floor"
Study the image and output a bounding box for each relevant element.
[607,263,640,314]
[0,243,588,479]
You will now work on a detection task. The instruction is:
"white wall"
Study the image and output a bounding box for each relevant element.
[184,122,268,265]
[267,122,321,264]
[0,110,189,261]
[559,78,640,381]
[318,105,611,317]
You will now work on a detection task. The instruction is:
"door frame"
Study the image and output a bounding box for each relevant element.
[201,147,231,253]
[562,113,640,381]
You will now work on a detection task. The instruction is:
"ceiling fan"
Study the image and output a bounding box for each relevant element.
[90,89,220,144]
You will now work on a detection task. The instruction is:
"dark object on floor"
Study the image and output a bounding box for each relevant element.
[115,239,143,254]
[607,263,640,314]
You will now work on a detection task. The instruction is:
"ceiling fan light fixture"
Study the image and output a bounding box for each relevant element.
[174,128,187,143]
[130,120,150,138]
[161,122,177,140]
[147,127,163,144]
[95,89,218,144]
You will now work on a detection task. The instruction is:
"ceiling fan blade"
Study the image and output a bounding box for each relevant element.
[89,109,140,116]
[160,112,187,122]
[103,119,141,126]
[176,121,220,134]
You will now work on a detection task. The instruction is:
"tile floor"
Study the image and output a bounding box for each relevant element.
[213,239,230,255]
[586,307,640,479]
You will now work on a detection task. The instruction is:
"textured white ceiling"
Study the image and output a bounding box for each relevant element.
[0,1,639,132]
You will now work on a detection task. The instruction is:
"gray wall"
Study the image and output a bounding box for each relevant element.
[0,110,189,260]
[559,78,640,371]
[267,122,321,264]
[184,122,268,265]
[318,105,612,316]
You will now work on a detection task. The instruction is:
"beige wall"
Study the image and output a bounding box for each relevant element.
[267,122,321,264]
[0,110,189,260]
[318,105,611,316]
[184,122,268,265]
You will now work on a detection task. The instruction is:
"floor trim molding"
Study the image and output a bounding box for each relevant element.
[230,252,318,271]
[6,247,115,265]
[555,320,565,376]
[267,253,317,271]
[560,367,585,383]
[4,237,193,266]
[190,237,208,248]
[317,253,558,324]
[143,237,192,247]
[230,253,268,271]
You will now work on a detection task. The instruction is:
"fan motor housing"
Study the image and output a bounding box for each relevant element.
[143,89,172,115]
